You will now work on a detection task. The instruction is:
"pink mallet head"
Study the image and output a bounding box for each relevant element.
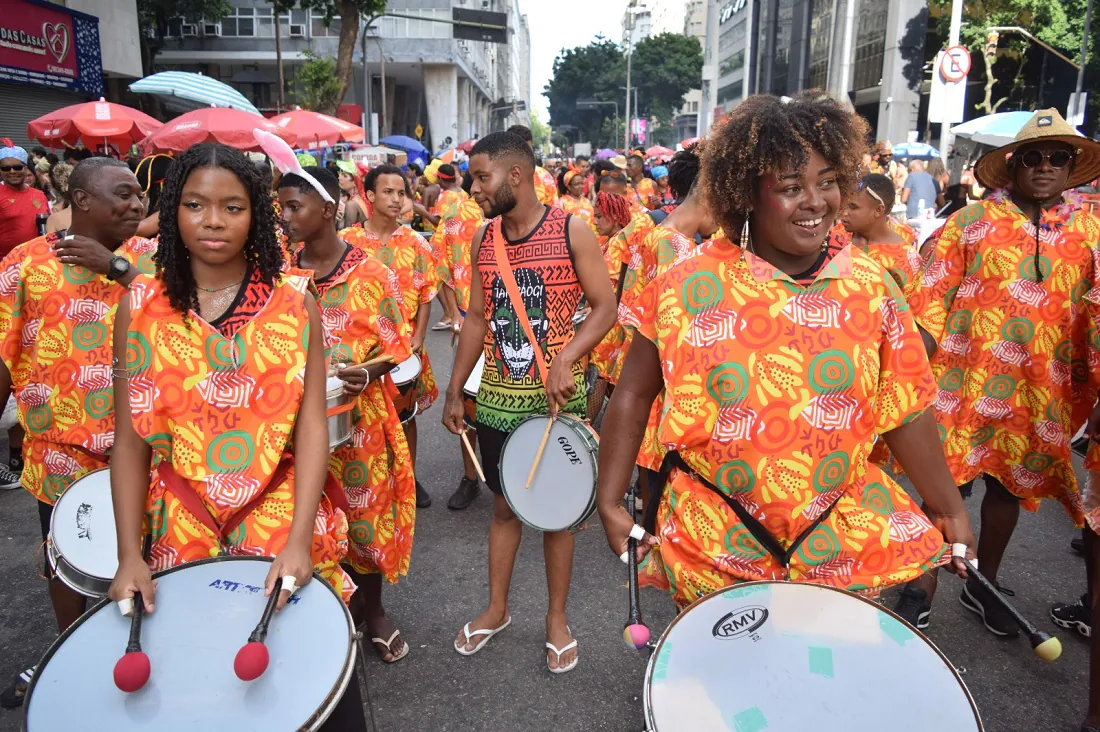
[623,623,650,650]
[113,651,151,693]
[234,641,270,681]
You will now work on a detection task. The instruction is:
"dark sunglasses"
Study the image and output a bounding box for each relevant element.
[1017,149,1074,169]
[0,165,26,172]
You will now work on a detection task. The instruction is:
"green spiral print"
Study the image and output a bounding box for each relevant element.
[349,519,374,545]
[1018,255,1049,282]
[1022,452,1052,473]
[380,296,401,324]
[377,247,395,266]
[342,461,368,487]
[225,523,247,547]
[126,332,152,372]
[809,350,854,392]
[813,451,849,493]
[42,475,70,502]
[707,362,749,405]
[148,497,166,540]
[716,459,755,494]
[206,431,254,473]
[84,389,112,420]
[1001,318,1034,343]
[945,310,971,334]
[1054,340,1074,364]
[205,335,237,372]
[940,368,965,392]
[983,375,1014,400]
[146,432,173,457]
[25,404,51,434]
[322,282,348,307]
[724,524,767,559]
[329,344,353,365]
[795,525,841,568]
[682,271,722,314]
[969,425,995,446]
[63,266,94,285]
[861,482,894,515]
[73,322,107,351]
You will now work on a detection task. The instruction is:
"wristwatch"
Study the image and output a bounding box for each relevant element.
[106,256,131,281]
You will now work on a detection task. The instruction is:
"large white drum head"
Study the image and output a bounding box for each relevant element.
[644,582,982,732]
[499,416,597,532]
[463,353,485,399]
[390,354,422,386]
[26,557,355,731]
[50,469,117,582]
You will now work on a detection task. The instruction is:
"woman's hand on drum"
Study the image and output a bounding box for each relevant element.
[109,555,156,614]
[442,391,466,436]
[546,356,577,417]
[602,504,659,564]
[267,540,313,611]
[935,511,977,579]
[337,366,369,396]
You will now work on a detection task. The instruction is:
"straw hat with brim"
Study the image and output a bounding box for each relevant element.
[609,155,628,170]
[975,108,1100,190]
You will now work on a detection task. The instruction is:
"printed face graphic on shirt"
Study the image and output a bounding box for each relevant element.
[489,269,548,380]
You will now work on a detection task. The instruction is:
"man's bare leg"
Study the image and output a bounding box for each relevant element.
[544,528,577,670]
[455,495,521,651]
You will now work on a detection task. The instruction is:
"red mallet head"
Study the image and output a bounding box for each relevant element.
[623,623,650,650]
[234,641,270,681]
[113,650,151,693]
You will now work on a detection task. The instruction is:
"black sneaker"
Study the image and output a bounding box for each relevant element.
[1051,593,1092,638]
[893,586,932,630]
[0,666,34,709]
[0,466,20,491]
[415,480,431,508]
[447,477,480,510]
[960,575,1020,637]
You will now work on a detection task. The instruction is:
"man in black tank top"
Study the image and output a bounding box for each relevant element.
[443,131,616,673]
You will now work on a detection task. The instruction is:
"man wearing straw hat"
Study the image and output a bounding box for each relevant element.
[892,110,1100,653]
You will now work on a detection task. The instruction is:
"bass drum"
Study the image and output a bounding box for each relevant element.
[643,581,983,731]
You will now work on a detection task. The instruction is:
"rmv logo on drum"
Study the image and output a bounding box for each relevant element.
[557,436,582,465]
[712,606,769,641]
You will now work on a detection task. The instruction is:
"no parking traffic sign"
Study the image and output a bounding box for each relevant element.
[940,45,971,82]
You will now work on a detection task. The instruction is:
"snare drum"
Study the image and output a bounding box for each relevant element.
[462,354,486,426]
[643,581,983,732]
[391,354,422,423]
[498,413,599,532]
[47,468,118,597]
[25,556,357,731]
[326,376,353,451]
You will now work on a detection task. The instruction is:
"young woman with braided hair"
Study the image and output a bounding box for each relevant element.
[597,92,976,608]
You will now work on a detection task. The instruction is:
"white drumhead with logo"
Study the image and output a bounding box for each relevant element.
[49,468,117,596]
[390,353,422,387]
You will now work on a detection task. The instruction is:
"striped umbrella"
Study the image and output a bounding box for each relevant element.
[130,71,260,115]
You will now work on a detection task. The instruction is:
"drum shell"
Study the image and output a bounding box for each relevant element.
[326,384,352,451]
[47,467,117,597]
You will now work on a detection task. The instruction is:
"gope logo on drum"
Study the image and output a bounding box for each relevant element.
[557,436,582,465]
[712,606,769,641]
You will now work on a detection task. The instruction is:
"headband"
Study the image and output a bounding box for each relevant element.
[564,170,580,186]
[253,129,334,204]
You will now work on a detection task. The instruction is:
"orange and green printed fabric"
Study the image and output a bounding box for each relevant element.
[0,234,157,504]
[125,273,353,602]
[431,192,484,310]
[534,166,557,207]
[555,195,597,234]
[862,241,923,304]
[429,188,468,286]
[593,211,657,382]
[913,197,1100,527]
[626,237,946,608]
[630,178,659,210]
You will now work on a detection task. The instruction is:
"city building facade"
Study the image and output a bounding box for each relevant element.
[674,0,707,142]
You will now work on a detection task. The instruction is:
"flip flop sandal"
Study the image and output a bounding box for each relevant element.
[454,616,512,656]
[0,666,35,709]
[430,321,453,331]
[370,629,409,664]
[546,628,578,674]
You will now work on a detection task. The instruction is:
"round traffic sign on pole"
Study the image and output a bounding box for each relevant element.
[940,45,972,82]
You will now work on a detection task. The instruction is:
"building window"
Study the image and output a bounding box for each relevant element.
[691,101,699,112]
[311,12,341,38]
[221,7,256,37]
[255,7,275,38]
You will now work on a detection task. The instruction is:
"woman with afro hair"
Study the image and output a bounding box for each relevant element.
[108,145,369,727]
[596,92,976,608]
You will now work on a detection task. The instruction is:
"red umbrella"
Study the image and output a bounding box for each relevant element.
[141,108,296,153]
[680,137,701,150]
[646,145,674,161]
[28,98,163,151]
[269,108,364,150]
[456,138,478,153]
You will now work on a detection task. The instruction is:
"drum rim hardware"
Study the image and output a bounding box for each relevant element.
[47,467,117,598]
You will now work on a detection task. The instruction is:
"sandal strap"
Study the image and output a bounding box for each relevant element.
[545,639,578,659]
[371,629,401,649]
[462,622,504,641]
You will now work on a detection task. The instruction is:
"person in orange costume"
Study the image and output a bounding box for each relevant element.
[840,172,923,303]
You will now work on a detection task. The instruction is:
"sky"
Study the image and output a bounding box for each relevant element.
[519,0,627,122]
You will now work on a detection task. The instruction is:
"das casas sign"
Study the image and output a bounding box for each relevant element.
[0,0,102,94]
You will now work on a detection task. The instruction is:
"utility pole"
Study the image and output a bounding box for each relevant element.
[624,3,635,151]
[274,10,285,111]
[361,20,372,143]
[1073,0,1094,124]
[938,0,963,163]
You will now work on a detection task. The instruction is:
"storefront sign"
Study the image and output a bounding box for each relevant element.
[0,0,102,94]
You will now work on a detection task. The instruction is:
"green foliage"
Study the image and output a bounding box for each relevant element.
[529,113,550,148]
[630,33,704,124]
[293,50,344,112]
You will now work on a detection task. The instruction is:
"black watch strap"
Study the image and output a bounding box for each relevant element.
[106,256,131,281]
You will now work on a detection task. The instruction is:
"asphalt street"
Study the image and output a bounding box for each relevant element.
[0,300,1095,731]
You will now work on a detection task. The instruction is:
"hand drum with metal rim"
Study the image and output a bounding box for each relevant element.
[25,556,356,731]
[390,353,422,391]
[499,413,599,532]
[643,581,983,732]
[47,468,117,597]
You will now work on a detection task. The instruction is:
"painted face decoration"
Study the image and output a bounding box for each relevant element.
[489,268,548,380]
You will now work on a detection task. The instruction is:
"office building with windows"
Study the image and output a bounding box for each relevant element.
[153,0,531,151]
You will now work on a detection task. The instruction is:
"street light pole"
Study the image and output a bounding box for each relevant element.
[1074,0,1095,122]
[624,1,636,151]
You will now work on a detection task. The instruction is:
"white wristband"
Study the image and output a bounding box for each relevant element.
[619,551,630,565]
[629,524,646,542]
[951,543,976,571]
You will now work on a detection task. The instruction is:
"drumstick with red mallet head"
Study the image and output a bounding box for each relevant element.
[621,489,651,651]
[234,576,295,681]
[960,557,1062,661]
[113,594,151,693]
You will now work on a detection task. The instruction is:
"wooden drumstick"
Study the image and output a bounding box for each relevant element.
[331,354,396,375]
[460,431,487,483]
[525,416,555,490]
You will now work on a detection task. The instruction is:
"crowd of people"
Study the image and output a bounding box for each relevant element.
[1,95,1100,729]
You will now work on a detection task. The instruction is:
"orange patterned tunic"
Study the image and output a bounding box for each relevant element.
[341,223,440,412]
[593,211,658,382]
[627,237,947,608]
[629,178,659,210]
[914,197,1100,525]
[431,190,484,310]
[429,188,468,287]
[555,195,597,234]
[861,241,923,304]
[0,234,157,504]
[293,245,417,580]
[125,272,354,602]
[534,166,557,207]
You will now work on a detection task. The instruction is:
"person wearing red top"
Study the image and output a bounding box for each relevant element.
[0,145,49,257]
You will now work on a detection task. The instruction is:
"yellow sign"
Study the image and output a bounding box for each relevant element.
[414,124,423,140]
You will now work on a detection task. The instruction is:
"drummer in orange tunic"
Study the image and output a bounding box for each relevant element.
[0,158,153,707]
[341,166,439,509]
[597,92,977,609]
[839,172,923,303]
[278,166,416,663]
[418,163,466,330]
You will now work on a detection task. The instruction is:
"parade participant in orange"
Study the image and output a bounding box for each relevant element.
[626,154,658,210]
[421,163,465,330]
[279,165,416,663]
[342,165,439,509]
[507,125,557,206]
[839,172,923,302]
[886,111,1100,645]
[554,168,596,232]
[0,157,153,708]
[597,92,976,610]
[651,165,673,206]
[444,131,615,673]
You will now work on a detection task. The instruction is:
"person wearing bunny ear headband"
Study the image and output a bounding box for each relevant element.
[341,165,440,510]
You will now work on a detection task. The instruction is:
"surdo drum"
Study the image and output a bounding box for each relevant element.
[390,354,422,424]
[47,468,118,597]
[25,556,357,731]
[643,581,983,732]
[498,413,599,532]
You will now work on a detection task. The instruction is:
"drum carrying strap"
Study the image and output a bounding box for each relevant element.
[646,451,845,571]
[491,223,550,385]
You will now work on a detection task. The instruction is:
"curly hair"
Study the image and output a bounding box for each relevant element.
[666,148,701,200]
[595,191,631,229]
[700,91,869,237]
[155,143,283,316]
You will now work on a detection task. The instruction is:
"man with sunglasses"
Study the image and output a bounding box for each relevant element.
[892,111,1100,658]
[0,144,49,258]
